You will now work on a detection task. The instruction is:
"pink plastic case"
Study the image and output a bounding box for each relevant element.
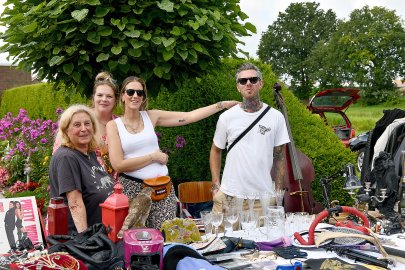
[123,228,164,269]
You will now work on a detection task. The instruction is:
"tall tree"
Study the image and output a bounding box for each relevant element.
[257,2,338,99]
[0,0,255,96]
[308,6,405,104]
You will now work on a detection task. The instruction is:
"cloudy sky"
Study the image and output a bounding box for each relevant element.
[0,0,404,64]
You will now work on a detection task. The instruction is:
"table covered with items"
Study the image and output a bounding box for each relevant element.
[2,204,405,270]
[2,163,405,270]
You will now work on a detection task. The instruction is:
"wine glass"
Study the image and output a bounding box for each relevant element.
[211,211,224,238]
[239,210,258,239]
[225,207,238,234]
[200,210,212,239]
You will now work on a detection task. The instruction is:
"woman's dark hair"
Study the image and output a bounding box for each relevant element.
[120,76,149,111]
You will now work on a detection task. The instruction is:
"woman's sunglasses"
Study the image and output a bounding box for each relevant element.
[237,77,260,85]
[125,89,145,97]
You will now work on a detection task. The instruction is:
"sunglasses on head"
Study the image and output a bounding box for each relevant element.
[125,89,145,97]
[237,76,260,85]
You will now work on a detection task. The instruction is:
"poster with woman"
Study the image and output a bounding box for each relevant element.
[0,196,44,255]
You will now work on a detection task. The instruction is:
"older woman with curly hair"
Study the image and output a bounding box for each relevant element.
[49,104,114,234]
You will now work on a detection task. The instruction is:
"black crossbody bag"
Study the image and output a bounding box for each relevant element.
[227,106,270,152]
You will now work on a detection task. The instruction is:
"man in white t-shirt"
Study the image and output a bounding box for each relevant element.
[210,62,290,214]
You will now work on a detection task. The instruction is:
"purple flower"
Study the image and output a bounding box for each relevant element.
[30,129,40,140]
[40,138,48,144]
[22,117,30,124]
[175,136,187,149]
[14,128,20,132]
[16,141,26,153]
[55,108,63,115]
[17,109,28,120]
[1,120,12,129]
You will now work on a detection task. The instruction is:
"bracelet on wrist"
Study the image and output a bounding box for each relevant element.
[211,183,220,192]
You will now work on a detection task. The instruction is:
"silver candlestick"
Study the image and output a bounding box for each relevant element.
[364,181,388,203]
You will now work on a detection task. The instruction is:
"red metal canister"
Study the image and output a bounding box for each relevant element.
[47,197,68,235]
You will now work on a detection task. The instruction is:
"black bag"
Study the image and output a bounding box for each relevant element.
[47,223,123,270]
[220,236,257,253]
[369,151,399,217]
[16,234,34,251]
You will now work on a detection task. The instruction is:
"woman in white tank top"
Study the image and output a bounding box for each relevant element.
[106,75,238,229]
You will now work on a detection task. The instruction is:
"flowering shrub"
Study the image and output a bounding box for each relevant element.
[8,180,28,194]
[0,167,10,187]
[0,108,59,185]
[27,181,40,191]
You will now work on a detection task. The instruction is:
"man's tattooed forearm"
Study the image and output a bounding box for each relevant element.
[273,146,284,160]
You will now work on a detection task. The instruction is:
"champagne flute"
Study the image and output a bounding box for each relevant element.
[233,197,244,230]
[275,189,285,207]
[211,211,224,238]
[244,192,256,214]
[248,211,259,241]
[259,191,272,217]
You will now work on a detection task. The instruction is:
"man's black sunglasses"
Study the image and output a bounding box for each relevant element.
[237,77,260,85]
[126,89,145,97]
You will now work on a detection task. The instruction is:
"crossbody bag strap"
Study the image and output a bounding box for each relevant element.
[227,105,271,152]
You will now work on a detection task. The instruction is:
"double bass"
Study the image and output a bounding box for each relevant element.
[273,83,323,214]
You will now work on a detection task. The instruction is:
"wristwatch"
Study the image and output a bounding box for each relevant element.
[211,183,220,192]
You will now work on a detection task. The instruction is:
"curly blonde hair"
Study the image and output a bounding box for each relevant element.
[58,104,99,152]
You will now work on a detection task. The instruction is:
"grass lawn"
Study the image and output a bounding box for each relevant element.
[346,98,405,134]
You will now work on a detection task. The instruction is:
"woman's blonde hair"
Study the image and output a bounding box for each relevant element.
[91,71,118,108]
[58,104,99,152]
[120,76,149,111]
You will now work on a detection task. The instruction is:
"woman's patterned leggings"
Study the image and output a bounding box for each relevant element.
[119,175,177,229]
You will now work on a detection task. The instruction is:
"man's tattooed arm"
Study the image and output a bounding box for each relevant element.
[273,144,286,191]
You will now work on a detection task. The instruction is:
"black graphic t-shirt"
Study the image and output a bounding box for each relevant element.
[49,147,114,234]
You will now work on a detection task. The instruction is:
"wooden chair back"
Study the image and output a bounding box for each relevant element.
[178,181,213,204]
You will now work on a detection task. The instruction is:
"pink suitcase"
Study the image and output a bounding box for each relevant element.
[123,228,164,269]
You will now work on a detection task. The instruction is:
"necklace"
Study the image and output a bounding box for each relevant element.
[122,114,142,134]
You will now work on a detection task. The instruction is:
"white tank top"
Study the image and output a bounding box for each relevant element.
[115,111,168,179]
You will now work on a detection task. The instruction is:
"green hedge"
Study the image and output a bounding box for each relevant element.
[0,83,87,120]
[151,58,356,206]
[1,59,356,207]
